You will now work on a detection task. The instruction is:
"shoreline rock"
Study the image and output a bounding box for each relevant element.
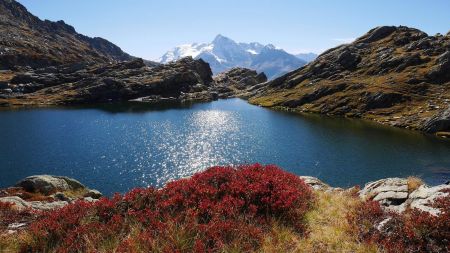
[0,175,102,211]
[301,176,449,215]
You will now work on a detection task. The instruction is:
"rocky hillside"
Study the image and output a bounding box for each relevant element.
[214,67,267,98]
[0,57,215,106]
[249,26,450,136]
[0,0,135,69]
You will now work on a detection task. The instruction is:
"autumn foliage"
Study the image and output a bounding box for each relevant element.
[348,189,450,253]
[18,164,314,252]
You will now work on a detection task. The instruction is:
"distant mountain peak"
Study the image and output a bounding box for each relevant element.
[158,35,314,79]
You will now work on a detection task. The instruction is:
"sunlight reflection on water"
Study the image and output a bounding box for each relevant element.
[121,110,252,187]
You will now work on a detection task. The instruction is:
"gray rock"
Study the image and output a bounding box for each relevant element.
[29,200,68,211]
[407,184,450,215]
[0,196,30,210]
[357,26,398,43]
[83,197,98,202]
[427,51,450,82]
[300,176,332,191]
[360,177,449,215]
[359,178,409,211]
[83,189,102,199]
[422,105,450,133]
[15,175,86,195]
[52,192,70,201]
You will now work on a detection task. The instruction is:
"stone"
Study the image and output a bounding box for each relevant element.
[16,175,69,194]
[407,184,450,215]
[84,189,102,199]
[364,92,406,110]
[422,106,450,133]
[0,196,30,210]
[360,177,449,215]
[427,51,450,82]
[83,197,98,202]
[52,192,70,201]
[299,176,332,191]
[15,175,86,195]
[357,26,398,43]
[29,200,68,211]
[359,178,409,212]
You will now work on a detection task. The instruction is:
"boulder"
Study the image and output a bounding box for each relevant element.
[83,189,102,199]
[427,51,450,82]
[29,200,68,211]
[364,92,406,110]
[360,177,449,215]
[300,176,332,191]
[16,175,86,195]
[356,26,398,43]
[422,106,450,133]
[407,184,450,216]
[359,178,409,212]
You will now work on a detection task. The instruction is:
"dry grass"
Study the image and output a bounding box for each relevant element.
[0,231,33,253]
[407,176,424,193]
[260,191,378,253]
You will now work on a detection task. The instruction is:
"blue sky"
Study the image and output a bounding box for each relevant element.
[17,0,450,60]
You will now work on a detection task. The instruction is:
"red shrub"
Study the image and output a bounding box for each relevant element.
[0,202,36,232]
[349,191,450,253]
[22,164,314,252]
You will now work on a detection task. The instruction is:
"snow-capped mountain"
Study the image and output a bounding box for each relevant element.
[158,35,309,79]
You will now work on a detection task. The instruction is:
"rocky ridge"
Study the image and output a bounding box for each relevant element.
[213,67,267,98]
[0,57,269,106]
[249,26,450,136]
[0,0,143,70]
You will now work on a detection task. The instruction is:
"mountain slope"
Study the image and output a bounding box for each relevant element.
[0,0,136,69]
[249,26,450,135]
[158,35,308,79]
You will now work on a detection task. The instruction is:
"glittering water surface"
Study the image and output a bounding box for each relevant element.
[1,98,449,195]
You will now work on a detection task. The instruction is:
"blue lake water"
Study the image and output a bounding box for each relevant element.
[1,98,449,195]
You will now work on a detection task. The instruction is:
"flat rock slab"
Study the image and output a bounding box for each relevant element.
[360,177,449,215]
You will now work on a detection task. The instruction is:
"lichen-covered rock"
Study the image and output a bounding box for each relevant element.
[29,200,68,211]
[359,178,409,212]
[407,184,450,215]
[422,105,450,133]
[83,189,102,199]
[299,176,332,191]
[359,177,449,215]
[15,175,85,194]
[0,196,30,210]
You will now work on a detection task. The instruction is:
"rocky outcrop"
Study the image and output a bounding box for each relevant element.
[16,175,85,195]
[0,175,102,211]
[302,176,449,216]
[249,26,450,135]
[213,68,267,98]
[0,57,217,106]
[359,178,450,215]
[422,105,450,133]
